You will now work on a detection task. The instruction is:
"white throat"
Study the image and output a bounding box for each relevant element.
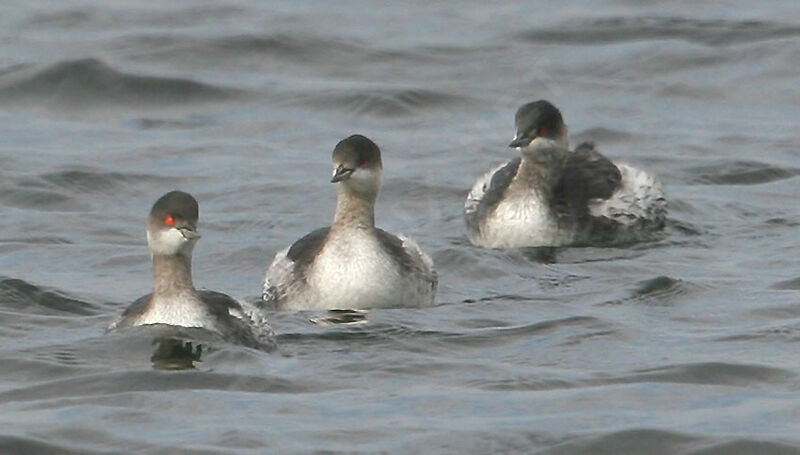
[147,228,196,257]
[519,136,568,166]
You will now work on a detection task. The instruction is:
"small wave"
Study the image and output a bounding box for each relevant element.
[0,370,325,404]
[691,439,800,455]
[124,32,450,69]
[24,8,102,29]
[0,236,72,245]
[1,167,173,211]
[600,275,698,307]
[435,316,612,349]
[280,87,471,118]
[9,167,174,199]
[714,322,800,343]
[36,168,171,194]
[603,362,796,387]
[0,58,245,109]
[686,160,800,185]
[658,83,727,101]
[772,277,800,290]
[519,16,800,46]
[0,187,85,211]
[211,33,368,61]
[26,5,244,30]
[273,314,612,351]
[763,217,800,228]
[537,429,699,455]
[632,275,684,299]
[0,277,100,316]
[0,436,88,455]
[664,216,706,238]
[124,33,365,64]
[534,429,800,455]
[464,376,580,392]
[133,117,211,130]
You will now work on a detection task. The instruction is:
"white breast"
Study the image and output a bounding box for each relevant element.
[135,292,214,329]
[482,191,571,248]
[302,230,409,310]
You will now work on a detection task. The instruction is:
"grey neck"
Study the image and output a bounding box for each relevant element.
[514,143,570,195]
[332,185,376,230]
[151,253,196,298]
[513,158,550,194]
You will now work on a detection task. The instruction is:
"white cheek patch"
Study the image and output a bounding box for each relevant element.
[528,137,556,152]
[147,228,188,256]
[347,168,381,194]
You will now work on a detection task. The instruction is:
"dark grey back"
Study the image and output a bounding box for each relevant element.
[286,227,331,279]
[466,156,522,231]
[112,293,152,329]
[374,228,416,275]
[552,142,622,219]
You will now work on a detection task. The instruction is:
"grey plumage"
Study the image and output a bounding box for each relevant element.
[552,142,622,218]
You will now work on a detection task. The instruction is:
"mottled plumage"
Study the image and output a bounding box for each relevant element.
[465,100,666,248]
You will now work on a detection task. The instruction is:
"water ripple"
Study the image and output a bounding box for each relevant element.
[536,429,800,455]
[0,277,100,316]
[0,370,328,404]
[0,58,247,109]
[278,87,471,118]
[604,362,796,388]
[122,32,452,69]
[519,17,800,46]
[686,160,800,185]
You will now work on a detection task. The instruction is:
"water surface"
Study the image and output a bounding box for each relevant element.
[2,1,800,453]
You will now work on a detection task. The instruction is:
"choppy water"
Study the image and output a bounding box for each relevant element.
[2,1,800,453]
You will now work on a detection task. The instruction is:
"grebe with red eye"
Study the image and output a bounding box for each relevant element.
[263,135,437,310]
[465,100,667,248]
[108,191,274,349]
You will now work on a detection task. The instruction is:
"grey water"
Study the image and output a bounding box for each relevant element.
[1,1,800,453]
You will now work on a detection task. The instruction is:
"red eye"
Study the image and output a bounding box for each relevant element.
[538,127,548,136]
[358,160,366,166]
[164,215,175,227]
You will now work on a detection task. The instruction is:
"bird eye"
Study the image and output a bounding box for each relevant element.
[538,127,548,136]
[358,159,367,166]
[164,215,175,227]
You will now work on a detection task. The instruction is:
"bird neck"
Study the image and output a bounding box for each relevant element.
[151,253,196,298]
[332,185,376,230]
[516,140,570,192]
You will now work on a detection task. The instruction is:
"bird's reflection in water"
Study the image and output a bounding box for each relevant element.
[150,337,203,370]
[309,309,369,326]
[519,246,558,264]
